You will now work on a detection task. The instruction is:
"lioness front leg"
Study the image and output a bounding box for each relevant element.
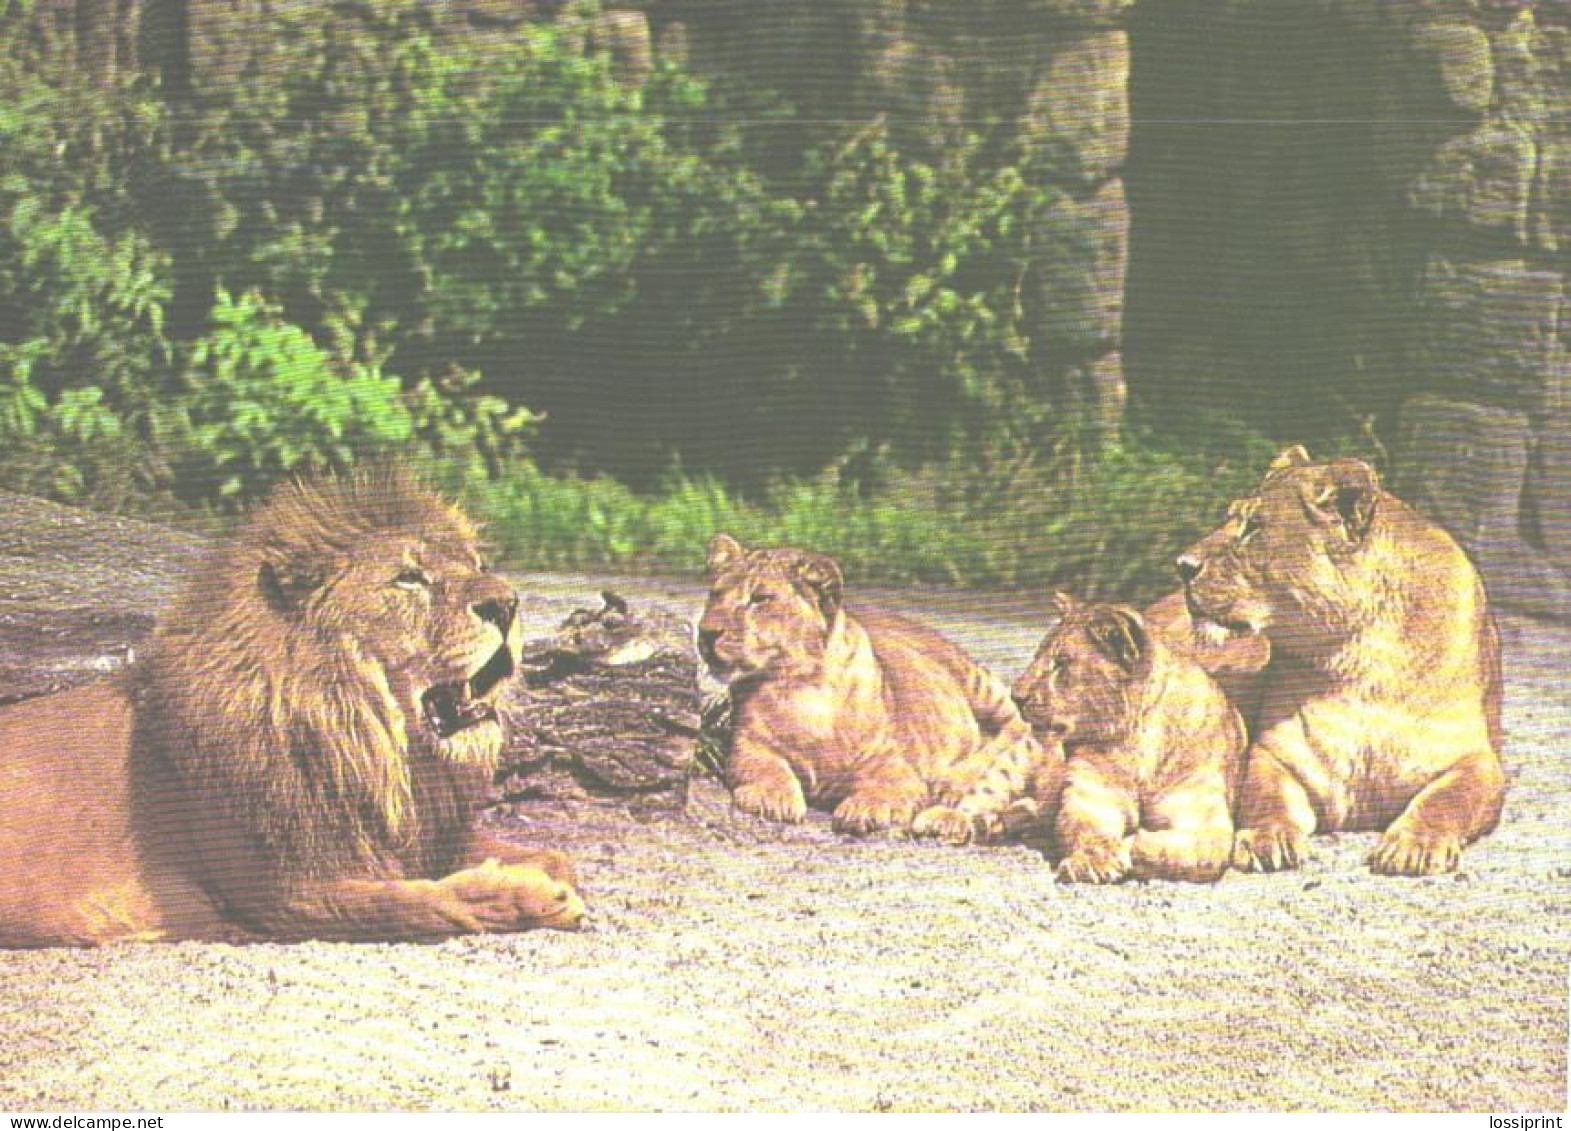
[1371,747,1505,876]
[834,754,927,835]
[728,737,808,824]
[1055,761,1136,884]
[1231,738,1317,873]
[262,863,584,942]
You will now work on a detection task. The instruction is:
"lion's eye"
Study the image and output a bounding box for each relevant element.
[1239,516,1263,542]
[748,591,773,607]
[394,568,431,590]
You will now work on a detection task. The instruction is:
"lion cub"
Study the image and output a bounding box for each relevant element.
[698,534,1046,835]
[1011,595,1247,883]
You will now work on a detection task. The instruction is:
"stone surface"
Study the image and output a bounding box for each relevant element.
[593,8,654,86]
[1064,350,1127,443]
[1033,177,1129,352]
[0,494,205,704]
[1409,20,1496,116]
[1035,0,1137,25]
[1418,256,1564,416]
[1526,408,1571,577]
[1529,137,1571,253]
[1023,29,1130,187]
[1395,396,1571,618]
[1409,120,1537,241]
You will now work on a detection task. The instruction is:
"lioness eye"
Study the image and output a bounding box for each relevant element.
[394,568,431,590]
[748,591,773,607]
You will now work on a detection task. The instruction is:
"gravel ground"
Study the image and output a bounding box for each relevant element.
[0,574,1565,1112]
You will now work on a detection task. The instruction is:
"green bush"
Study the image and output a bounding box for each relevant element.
[169,290,416,502]
[0,0,1295,601]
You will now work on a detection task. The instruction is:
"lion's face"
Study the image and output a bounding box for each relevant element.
[1012,599,1150,749]
[251,477,522,770]
[696,534,843,685]
[1177,446,1381,644]
[321,538,519,766]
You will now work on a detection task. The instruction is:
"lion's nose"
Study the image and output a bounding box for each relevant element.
[472,595,517,631]
[697,628,722,662]
[1176,553,1204,585]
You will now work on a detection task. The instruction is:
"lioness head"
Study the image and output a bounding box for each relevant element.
[1012,594,1152,748]
[696,534,843,684]
[1177,445,1382,645]
[158,471,522,773]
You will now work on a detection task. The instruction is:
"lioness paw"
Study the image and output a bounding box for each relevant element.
[832,792,918,836]
[1370,829,1462,877]
[1231,826,1308,872]
[911,805,976,845]
[733,780,807,824]
[1056,840,1131,884]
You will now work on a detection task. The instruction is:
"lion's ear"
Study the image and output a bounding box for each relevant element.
[258,555,324,614]
[1268,445,1312,475]
[1050,591,1079,619]
[792,551,844,621]
[707,533,745,577]
[1303,459,1380,545]
[1088,606,1147,673]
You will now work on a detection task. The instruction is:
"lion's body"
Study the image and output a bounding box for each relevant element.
[0,474,582,947]
[700,536,1052,835]
[1007,600,1247,883]
[1179,447,1505,876]
[0,677,226,946]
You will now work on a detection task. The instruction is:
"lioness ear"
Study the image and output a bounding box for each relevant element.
[1050,591,1079,619]
[1268,445,1312,475]
[707,533,746,577]
[792,551,845,621]
[1303,459,1380,545]
[1089,606,1147,673]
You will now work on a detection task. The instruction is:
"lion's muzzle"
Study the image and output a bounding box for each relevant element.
[421,640,515,738]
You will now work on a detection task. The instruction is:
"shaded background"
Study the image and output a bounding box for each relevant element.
[2,0,1567,614]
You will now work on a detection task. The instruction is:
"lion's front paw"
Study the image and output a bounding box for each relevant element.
[1370,828,1462,876]
[1056,839,1131,884]
[440,860,585,932]
[732,779,807,824]
[832,791,919,836]
[911,805,976,845]
[1231,826,1309,873]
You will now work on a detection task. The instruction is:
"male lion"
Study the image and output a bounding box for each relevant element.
[1008,595,1246,883]
[0,472,583,947]
[698,534,1054,835]
[1178,445,1506,877]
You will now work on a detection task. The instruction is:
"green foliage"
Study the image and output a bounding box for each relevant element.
[171,290,415,501]
[0,0,1300,600]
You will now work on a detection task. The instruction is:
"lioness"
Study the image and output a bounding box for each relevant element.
[1179,445,1505,876]
[698,534,1053,835]
[0,472,583,946]
[1009,595,1246,883]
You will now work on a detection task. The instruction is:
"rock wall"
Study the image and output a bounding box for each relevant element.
[1391,3,1571,618]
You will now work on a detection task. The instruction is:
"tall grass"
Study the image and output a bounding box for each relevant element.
[464,431,1278,603]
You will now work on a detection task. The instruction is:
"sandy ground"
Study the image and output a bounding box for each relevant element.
[0,574,1566,1112]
